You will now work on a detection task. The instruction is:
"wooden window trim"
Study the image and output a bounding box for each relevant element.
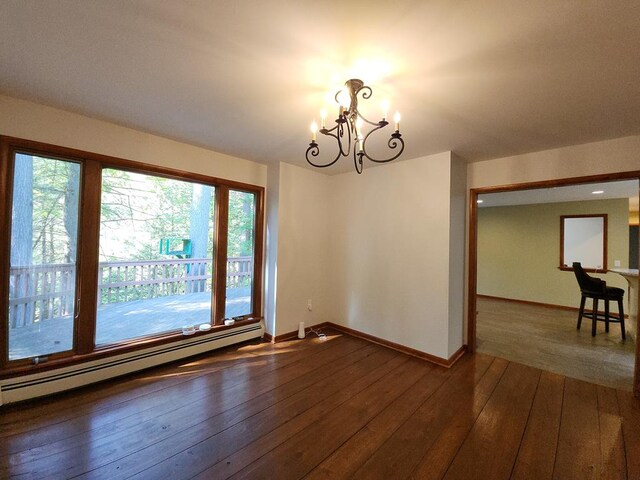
[558,213,608,272]
[214,186,229,324]
[0,135,264,376]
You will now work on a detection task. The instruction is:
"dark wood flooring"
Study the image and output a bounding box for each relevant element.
[1,330,640,479]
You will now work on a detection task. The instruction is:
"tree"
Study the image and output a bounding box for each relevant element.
[227,191,254,257]
[188,183,213,292]
[63,163,80,263]
[10,154,34,327]
[11,154,33,267]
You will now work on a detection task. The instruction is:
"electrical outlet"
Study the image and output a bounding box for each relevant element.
[307,299,312,311]
[615,260,621,267]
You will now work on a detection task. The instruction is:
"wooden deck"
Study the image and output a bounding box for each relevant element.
[1,331,639,479]
[8,287,251,360]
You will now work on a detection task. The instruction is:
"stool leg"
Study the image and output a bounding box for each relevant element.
[618,297,626,340]
[605,300,610,333]
[592,298,598,337]
[577,295,586,330]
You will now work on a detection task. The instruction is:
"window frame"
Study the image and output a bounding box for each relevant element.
[559,213,608,272]
[0,136,264,376]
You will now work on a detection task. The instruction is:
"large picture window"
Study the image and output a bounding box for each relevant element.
[0,137,264,372]
[96,170,216,345]
[8,153,81,360]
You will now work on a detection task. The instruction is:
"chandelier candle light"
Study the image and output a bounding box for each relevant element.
[306,79,404,174]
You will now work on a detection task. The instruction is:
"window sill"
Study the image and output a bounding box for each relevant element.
[0,317,262,380]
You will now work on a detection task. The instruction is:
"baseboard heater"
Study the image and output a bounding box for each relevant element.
[0,323,263,406]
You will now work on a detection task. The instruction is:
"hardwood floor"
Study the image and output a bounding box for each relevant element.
[476,296,636,391]
[1,330,640,479]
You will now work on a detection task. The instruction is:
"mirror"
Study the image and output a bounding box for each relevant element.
[560,214,607,271]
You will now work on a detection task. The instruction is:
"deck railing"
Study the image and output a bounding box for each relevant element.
[8,257,252,327]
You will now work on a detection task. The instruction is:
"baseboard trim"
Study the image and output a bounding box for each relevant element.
[264,323,331,344]
[326,323,466,368]
[0,323,263,406]
[478,294,629,318]
[478,294,579,312]
[269,321,465,368]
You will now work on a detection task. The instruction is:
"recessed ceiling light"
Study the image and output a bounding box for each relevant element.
[592,190,604,194]
[477,199,484,204]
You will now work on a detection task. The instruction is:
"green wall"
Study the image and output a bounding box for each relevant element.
[478,199,629,308]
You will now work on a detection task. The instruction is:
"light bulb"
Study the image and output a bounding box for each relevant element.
[310,121,318,142]
[393,111,401,131]
[320,108,327,129]
[381,99,389,120]
[337,88,350,109]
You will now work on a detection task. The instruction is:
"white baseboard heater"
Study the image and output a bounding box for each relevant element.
[0,323,263,406]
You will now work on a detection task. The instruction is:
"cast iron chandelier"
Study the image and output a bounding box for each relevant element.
[306,79,404,174]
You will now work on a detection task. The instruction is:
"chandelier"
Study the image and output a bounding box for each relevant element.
[306,79,404,174]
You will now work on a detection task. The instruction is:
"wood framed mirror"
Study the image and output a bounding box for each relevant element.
[559,214,607,271]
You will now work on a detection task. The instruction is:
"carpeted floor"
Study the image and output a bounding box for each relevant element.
[476,296,636,390]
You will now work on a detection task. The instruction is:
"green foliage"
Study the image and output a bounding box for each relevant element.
[22,156,80,264]
[228,190,255,257]
[19,161,256,305]
[100,169,196,261]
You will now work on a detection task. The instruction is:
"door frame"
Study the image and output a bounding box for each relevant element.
[467,170,640,397]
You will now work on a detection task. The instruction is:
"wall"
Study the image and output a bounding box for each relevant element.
[478,199,629,308]
[329,152,466,360]
[270,162,332,337]
[264,163,280,336]
[468,135,640,189]
[0,95,266,186]
[448,153,467,355]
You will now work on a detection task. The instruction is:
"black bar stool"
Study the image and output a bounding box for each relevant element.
[572,262,625,339]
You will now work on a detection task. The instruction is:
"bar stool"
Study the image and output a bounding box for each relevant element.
[572,262,625,339]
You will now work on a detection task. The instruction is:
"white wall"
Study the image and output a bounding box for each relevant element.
[328,152,466,360]
[448,154,467,355]
[264,163,280,336]
[0,95,266,186]
[468,135,640,189]
[271,162,332,336]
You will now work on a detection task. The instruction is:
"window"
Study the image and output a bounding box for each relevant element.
[96,170,216,345]
[8,153,81,360]
[0,137,264,371]
[226,190,256,319]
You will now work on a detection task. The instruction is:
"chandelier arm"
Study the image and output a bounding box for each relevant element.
[361,129,405,164]
[356,111,388,128]
[355,85,372,100]
[320,119,351,157]
[353,150,364,174]
[305,141,343,168]
[335,121,352,157]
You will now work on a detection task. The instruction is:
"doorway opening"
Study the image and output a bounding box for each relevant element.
[468,172,640,395]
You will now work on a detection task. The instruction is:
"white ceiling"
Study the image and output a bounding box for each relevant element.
[478,179,639,209]
[1,1,640,174]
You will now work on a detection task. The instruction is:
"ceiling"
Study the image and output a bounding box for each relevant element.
[478,179,639,209]
[1,1,640,174]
